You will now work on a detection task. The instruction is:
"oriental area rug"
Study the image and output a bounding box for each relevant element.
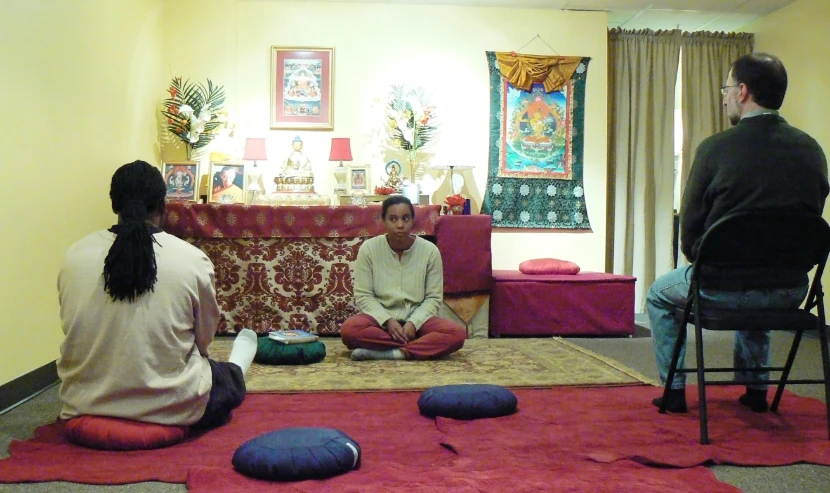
[208,337,657,392]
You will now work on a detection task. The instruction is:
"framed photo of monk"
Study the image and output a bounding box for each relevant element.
[270,47,334,130]
[163,161,199,202]
[208,162,247,204]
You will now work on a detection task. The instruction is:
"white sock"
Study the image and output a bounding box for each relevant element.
[350,348,405,361]
[228,328,257,374]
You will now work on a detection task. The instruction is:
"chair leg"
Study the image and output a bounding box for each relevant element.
[771,329,804,412]
[661,310,690,413]
[693,321,709,444]
[817,310,830,441]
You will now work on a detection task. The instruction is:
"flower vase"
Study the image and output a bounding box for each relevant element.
[448,205,463,215]
[408,152,426,185]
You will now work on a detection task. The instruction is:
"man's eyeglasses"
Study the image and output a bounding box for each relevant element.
[720,85,738,96]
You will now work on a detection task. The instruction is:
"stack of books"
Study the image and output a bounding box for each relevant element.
[268,329,319,345]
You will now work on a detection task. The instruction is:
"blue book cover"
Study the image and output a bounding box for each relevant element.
[268,329,319,344]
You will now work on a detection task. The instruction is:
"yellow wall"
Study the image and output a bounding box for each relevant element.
[0,0,607,387]
[741,0,830,291]
[0,0,165,386]
[166,0,609,271]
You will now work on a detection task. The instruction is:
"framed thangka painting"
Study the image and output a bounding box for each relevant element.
[481,51,591,229]
[163,161,198,202]
[348,164,370,193]
[270,47,334,130]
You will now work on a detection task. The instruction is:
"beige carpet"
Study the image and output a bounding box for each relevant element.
[208,337,658,393]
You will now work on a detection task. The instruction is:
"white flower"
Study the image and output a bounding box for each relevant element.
[573,186,583,198]
[574,212,584,223]
[178,105,194,119]
[405,96,424,120]
[395,115,414,145]
[519,184,530,196]
[492,183,503,195]
[520,211,530,222]
[576,63,586,74]
[547,211,558,222]
[547,185,557,196]
[493,210,503,221]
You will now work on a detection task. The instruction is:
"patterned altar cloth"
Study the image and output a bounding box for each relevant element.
[165,203,441,335]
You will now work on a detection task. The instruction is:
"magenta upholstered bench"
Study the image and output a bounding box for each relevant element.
[489,270,636,337]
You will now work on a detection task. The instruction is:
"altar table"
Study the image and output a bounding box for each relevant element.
[164,203,490,336]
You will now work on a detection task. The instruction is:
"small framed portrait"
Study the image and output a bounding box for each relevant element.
[163,161,199,202]
[348,164,370,193]
[208,162,247,204]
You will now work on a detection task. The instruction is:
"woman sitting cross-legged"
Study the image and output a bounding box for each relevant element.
[57,160,258,430]
[340,195,467,360]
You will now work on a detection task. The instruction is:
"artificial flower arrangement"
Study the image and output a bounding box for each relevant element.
[374,185,397,195]
[445,193,466,208]
[161,77,226,158]
[444,193,467,214]
[387,85,437,163]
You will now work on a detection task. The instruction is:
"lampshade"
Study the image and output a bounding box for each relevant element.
[329,138,353,162]
[243,138,267,161]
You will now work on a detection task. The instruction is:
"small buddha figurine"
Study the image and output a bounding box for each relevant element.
[384,165,403,192]
[281,136,313,177]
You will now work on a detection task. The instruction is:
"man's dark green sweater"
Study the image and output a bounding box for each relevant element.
[680,113,828,284]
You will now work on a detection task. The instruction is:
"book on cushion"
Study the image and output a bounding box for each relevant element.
[268,329,319,344]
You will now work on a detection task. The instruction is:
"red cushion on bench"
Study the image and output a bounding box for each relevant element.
[63,415,188,451]
[519,258,580,275]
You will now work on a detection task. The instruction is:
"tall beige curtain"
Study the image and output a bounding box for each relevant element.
[608,29,681,312]
[680,32,754,202]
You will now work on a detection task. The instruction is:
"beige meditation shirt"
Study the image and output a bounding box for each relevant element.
[57,230,219,425]
[353,235,443,329]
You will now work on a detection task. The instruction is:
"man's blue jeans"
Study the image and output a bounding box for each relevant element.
[647,265,808,390]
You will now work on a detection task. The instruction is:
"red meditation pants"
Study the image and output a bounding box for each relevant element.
[340,314,466,360]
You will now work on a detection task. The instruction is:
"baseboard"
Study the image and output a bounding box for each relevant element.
[0,361,58,415]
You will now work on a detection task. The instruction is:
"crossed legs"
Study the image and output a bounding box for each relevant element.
[340,313,466,360]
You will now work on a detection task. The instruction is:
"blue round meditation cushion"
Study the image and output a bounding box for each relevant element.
[418,384,518,420]
[254,337,326,365]
[63,415,188,451]
[232,427,361,481]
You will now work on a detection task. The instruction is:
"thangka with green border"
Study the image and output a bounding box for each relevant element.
[481,51,591,230]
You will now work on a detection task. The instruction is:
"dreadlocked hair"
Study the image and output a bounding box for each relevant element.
[103,160,167,302]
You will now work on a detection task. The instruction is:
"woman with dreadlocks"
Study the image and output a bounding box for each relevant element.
[57,160,257,429]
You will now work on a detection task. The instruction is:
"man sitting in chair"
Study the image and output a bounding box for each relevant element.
[648,53,828,413]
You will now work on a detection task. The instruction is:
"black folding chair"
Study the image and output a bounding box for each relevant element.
[660,210,830,444]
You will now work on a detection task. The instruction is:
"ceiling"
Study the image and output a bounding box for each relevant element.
[287,0,798,32]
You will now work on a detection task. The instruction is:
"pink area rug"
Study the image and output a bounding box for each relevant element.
[1,386,828,491]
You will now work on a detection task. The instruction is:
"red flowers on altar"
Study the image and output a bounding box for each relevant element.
[374,186,396,195]
[444,194,466,207]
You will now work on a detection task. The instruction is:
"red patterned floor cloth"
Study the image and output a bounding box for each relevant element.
[2,386,829,490]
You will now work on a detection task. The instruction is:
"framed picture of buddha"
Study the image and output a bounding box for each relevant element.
[163,161,199,202]
[348,165,369,193]
[270,46,334,130]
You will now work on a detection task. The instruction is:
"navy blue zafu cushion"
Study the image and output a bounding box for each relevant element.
[418,384,518,420]
[232,427,361,481]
